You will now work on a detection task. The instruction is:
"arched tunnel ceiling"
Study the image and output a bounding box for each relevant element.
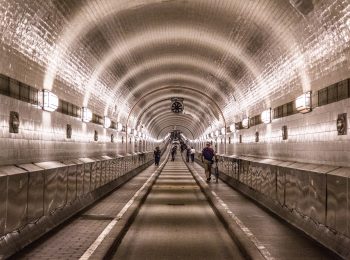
[1,0,349,139]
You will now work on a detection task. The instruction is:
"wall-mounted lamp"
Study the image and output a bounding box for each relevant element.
[242,118,249,129]
[221,128,225,135]
[41,90,58,112]
[296,91,312,113]
[261,108,272,124]
[229,124,236,133]
[82,107,92,122]
[117,122,123,132]
[103,116,111,128]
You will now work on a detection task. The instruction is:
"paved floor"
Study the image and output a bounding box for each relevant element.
[188,159,342,260]
[112,158,244,260]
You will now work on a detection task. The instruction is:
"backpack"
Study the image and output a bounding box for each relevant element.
[202,147,214,161]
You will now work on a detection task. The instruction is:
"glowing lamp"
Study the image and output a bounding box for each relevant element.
[215,130,219,137]
[82,107,92,122]
[221,128,225,135]
[296,91,311,113]
[229,124,236,132]
[242,118,249,129]
[117,123,123,131]
[42,90,58,112]
[103,117,111,128]
[261,109,272,124]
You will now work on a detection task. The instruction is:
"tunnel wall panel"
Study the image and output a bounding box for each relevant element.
[0,93,349,168]
[43,168,60,215]
[308,171,327,225]
[0,95,153,166]
[214,98,350,168]
[27,171,45,223]
[66,165,78,203]
[0,174,7,237]
[6,172,28,233]
[326,171,348,236]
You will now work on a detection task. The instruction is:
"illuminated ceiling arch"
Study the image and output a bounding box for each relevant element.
[126,86,227,129]
[41,0,313,122]
[135,99,214,131]
[1,0,347,149]
[84,35,259,109]
[146,115,203,139]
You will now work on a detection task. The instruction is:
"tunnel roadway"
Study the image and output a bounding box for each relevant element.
[110,158,244,260]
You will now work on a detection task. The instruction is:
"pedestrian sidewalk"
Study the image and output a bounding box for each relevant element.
[187,161,341,260]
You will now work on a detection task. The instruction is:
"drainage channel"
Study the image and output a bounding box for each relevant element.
[109,156,246,260]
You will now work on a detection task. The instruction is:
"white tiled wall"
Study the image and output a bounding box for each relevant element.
[0,95,151,166]
[217,98,350,167]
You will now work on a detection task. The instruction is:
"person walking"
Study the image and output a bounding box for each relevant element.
[154,146,161,166]
[201,142,215,182]
[190,146,195,162]
[186,145,191,162]
[171,145,177,161]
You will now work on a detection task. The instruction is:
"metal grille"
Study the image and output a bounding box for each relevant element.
[0,74,38,105]
[58,100,82,118]
[318,79,349,107]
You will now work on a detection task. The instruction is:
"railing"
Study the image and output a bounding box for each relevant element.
[0,152,154,238]
[195,152,350,242]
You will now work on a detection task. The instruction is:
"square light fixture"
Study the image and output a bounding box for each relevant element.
[103,116,111,128]
[117,122,123,131]
[42,90,58,112]
[82,107,92,122]
[261,108,272,124]
[242,118,249,129]
[296,91,311,113]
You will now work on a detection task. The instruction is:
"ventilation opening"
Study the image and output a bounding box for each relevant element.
[289,0,314,15]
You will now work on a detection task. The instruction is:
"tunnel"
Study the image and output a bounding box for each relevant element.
[0,0,350,259]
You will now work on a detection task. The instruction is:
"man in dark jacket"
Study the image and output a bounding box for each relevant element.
[201,142,215,182]
[186,145,191,162]
[154,146,161,166]
[171,145,177,161]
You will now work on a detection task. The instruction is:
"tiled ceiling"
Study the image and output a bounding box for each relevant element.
[0,0,349,138]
